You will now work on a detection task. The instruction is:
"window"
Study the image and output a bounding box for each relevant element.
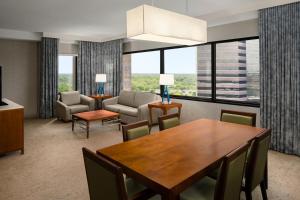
[165,45,211,98]
[58,55,76,92]
[123,51,160,93]
[123,37,259,107]
[216,39,259,102]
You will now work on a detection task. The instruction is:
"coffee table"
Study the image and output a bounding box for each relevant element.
[72,110,120,138]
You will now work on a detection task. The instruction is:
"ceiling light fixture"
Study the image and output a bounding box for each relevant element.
[126,2,207,45]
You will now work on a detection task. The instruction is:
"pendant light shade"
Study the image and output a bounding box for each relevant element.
[126,5,207,45]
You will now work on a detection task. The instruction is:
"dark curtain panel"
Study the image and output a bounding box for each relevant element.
[77,39,123,96]
[39,37,59,118]
[259,2,300,156]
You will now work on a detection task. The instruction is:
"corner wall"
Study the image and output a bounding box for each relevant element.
[0,39,39,118]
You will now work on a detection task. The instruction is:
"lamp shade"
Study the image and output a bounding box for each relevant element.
[127,5,207,45]
[160,74,174,86]
[95,74,106,83]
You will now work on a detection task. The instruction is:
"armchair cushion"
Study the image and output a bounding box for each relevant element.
[118,90,135,107]
[61,91,81,106]
[69,105,89,114]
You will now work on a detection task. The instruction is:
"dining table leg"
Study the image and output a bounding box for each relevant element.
[162,192,179,200]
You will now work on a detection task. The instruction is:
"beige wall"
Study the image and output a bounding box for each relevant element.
[0,39,38,118]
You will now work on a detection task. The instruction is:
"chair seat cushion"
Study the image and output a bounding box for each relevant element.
[162,117,180,130]
[221,113,253,126]
[180,177,216,200]
[106,104,138,117]
[69,105,89,114]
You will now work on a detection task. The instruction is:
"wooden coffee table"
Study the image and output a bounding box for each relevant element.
[72,110,120,138]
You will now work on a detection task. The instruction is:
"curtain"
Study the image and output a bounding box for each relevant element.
[39,37,59,118]
[77,39,123,96]
[259,2,300,156]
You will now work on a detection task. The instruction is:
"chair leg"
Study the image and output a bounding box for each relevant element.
[245,191,252,200]
[260,182,268,200]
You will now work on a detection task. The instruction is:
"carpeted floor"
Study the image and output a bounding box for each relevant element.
[0,119,299,200]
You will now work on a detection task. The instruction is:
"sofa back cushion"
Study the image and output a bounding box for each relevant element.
[61,91,81,106]
[133,92,157,107]
[118,90,136,107]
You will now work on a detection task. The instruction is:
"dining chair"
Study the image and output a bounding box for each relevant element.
[242,131,271,200]
[122,120,150,142]
[220,110,257,126]
[180,143,250,200]
[82,147,155,200]
[158,113,180,131]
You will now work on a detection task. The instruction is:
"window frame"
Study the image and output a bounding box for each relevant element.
[123,36,260,107]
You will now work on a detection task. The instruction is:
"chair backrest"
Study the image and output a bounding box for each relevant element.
[245,131,271,191]
[220,110,256,127]
[214,143,250,200]
[122,120,150,142]
[158,113,180,131]
[82,148,128,200]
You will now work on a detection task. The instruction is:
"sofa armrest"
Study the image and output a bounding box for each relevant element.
[56,101,71,121]
[103,96,119,108]
[138,100,162,123]
[80,95,95,110]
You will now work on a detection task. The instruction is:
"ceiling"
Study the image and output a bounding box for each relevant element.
[0,0,298,41]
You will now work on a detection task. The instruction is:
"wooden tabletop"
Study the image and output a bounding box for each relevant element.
[97,119,269,199]
[89,95,113,100]
[148,101,182,109]
[72,110,119,121]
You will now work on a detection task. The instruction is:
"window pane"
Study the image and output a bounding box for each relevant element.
[216,39,259,102]
[58,56,74,92]
[123,51,160,93]
[165,45,211,98]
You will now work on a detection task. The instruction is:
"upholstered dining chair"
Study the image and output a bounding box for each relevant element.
[122,120,150,142]
[180,143,250,200]
[242,131,271,200]
[82,147,155,200]
[158,113,180,131]
[220,110,257,126]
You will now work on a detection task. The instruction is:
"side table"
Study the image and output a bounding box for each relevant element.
[89,95,112,110]
[148,101,182,126]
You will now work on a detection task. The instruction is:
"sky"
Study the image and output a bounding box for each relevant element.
[59,56,73,74]
[131,47,197,74]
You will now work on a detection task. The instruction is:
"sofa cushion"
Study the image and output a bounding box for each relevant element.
[118,90,136,107]
[133,92,156,108]
[61,91,81,106]
[105,104,138,117]
[69,105,89,114]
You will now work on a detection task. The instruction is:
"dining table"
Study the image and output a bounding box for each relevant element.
[97,118,270,200]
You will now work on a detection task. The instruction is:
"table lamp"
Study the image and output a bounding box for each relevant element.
[159,74,174,104]
[95,74,107,96]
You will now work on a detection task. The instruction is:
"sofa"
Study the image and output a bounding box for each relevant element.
[56,91,95,121]
[103,90,162,124]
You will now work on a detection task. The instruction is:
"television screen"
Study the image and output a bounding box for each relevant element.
[0,66,6,106]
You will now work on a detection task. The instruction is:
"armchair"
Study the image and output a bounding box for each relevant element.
[56,91,95,122]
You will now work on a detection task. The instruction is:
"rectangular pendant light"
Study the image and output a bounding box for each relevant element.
[127,5,207,45]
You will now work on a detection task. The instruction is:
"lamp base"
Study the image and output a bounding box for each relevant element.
[162,86,171,104]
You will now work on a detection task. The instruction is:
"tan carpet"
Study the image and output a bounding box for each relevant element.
[0,119,299,200]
